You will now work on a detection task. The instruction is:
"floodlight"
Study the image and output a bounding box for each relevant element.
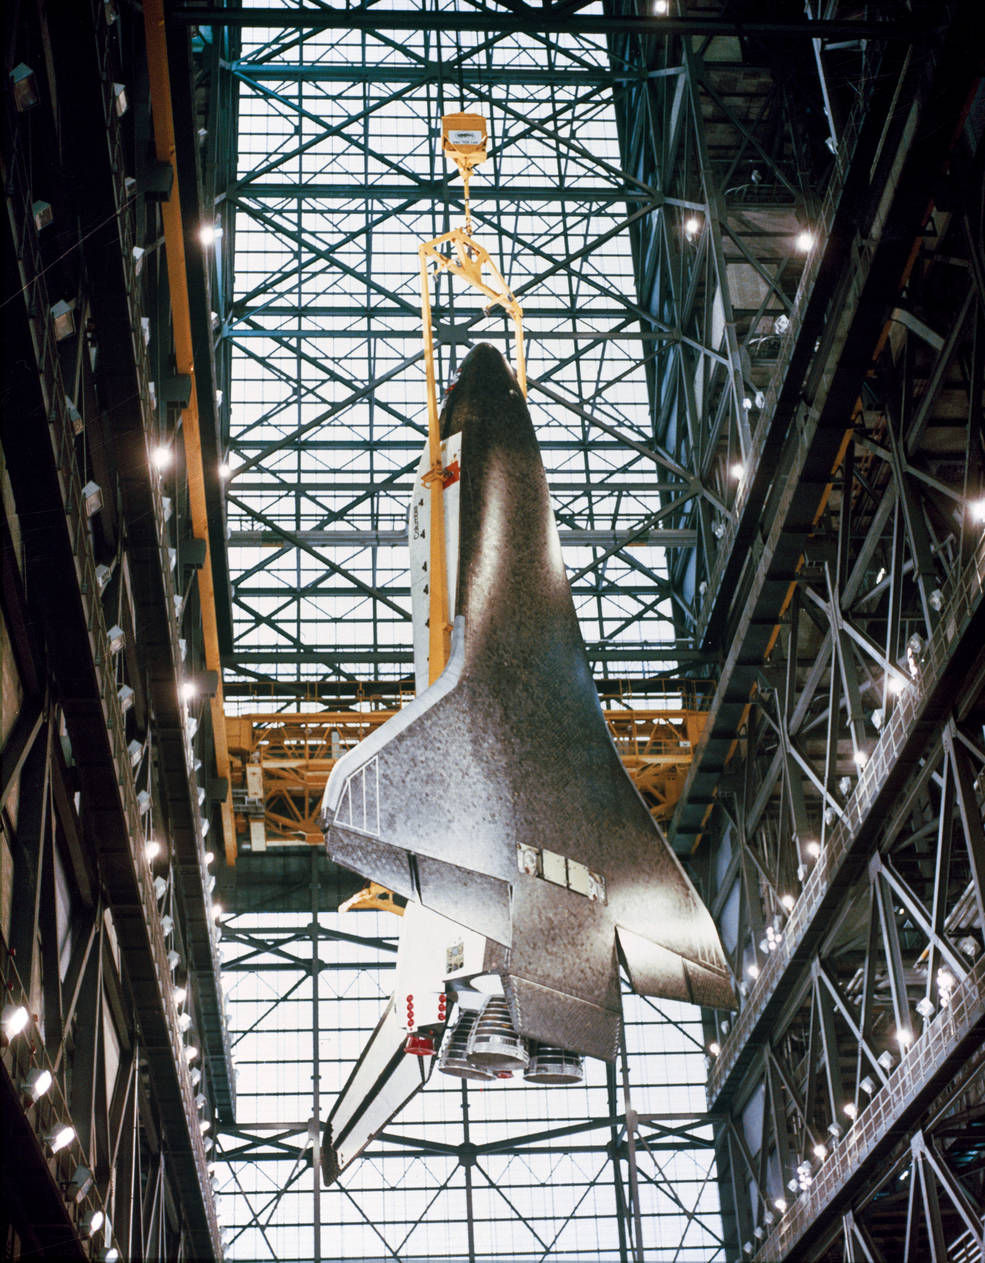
[3,1004,29,1038]
[82,480,103,516]
[47,1123,75,1153]
[51,299,76,340]
[10,63,40,111]
[33,200,53,230]
[23,1067,53,1098]
[108,625,125,655]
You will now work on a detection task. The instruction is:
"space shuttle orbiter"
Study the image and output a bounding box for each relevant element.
[320,343,735,1182]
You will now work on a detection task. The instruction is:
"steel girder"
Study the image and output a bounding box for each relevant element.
[627,5,985,1256]
[203,4,721,698]
[1,0,246,1255]
[210,855,726,1263]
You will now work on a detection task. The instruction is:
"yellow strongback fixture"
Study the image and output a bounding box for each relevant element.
[419,113,526,683]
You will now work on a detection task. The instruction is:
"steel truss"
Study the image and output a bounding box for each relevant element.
[207,3,730,695]
[3,0,234,1255]
[212,854,725,1262]
[622,4,985,1260]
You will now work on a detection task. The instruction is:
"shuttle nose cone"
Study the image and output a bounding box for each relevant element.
[455,342,518,393]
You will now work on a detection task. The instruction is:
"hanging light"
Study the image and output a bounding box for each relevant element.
[2,1004,29,1038]
[84,1209,105,1236]
[23,1067,53,1098]
[46,1123,76,1153]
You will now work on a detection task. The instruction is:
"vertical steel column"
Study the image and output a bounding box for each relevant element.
[310,849,322,1263]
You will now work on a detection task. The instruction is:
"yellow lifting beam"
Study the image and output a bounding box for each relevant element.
[419,113,526,682]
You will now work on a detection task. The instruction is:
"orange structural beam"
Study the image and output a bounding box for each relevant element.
[144,1,236,864]
[225,707,705,849]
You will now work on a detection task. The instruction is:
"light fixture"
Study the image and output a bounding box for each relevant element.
[773,1197,787,1213]
[85,1209,105,1236]
[754,1226,764,1241]
[96,563,112,593]
[929,588,943,611]
[107,625,126,656]
[827,1122,842,1140]
[838,775,852,796]
[47,1123,76,1153]
[204,851,215,865]
[774,313,790,335]
[806,840,821,859]
[33,199,53,230]
[66,396,83,434]
[180,680,198,702]
[780,893,795,911]
[870,708,884,730]
[708,1041,721,1056]
[10,63,40,110]
[154,875,168,900]
[786,1177,799,1193]
[112,81,127,115]
[145,838,161,862]
[67,1164,94,1201]
[185,1044,199,1062]
[137,788,151,815]
[218,461,231,480]
[969,497,985,524]
[937,967,957,1007]
[916,995,935,1020]
[196,1092,207,1109]
[746,962,760,980]
[843,1101,858,1119]
[199,1117,211,1133]
[852,750,867,768]
[161,914,174,936]
[683,214,701,237]
[795,229,815,252]
[896,1027,913,1048]
[887,674,906,696]
[199,223,217,247]
[82,480,104,516]
[654,0,669,13]
[178,1012,192,1032]
[2,1004,29,1038]
[877,1050,895,1072]
[151,445,172,471]
[23,1067,53,1098]
[132,245,145,276]
[812,1142,827,1160]
[173,986,187,1006]
[742,396,752,411]
[167,949,181,970]
[104,1247,120,1263]
[212,902,223,921]
[823,806,836,825]
[730,462,745,481]
[860,1075,876,1095]
[118,685,135,715]
[190,1066,201,1086]
[51,299,76,340]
